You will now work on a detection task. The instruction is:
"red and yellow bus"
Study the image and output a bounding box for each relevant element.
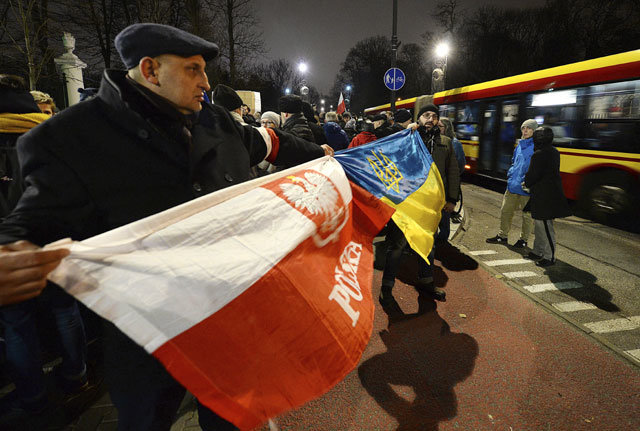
[365,50,640,220]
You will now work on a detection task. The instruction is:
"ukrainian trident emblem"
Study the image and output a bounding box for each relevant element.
[367,150,403,193]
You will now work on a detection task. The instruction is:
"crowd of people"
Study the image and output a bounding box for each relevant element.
[0,22,570,430]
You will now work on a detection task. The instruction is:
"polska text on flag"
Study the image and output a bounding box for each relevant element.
[46,157,392,430]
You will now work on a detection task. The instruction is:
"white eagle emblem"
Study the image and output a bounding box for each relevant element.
[279,171,348,247]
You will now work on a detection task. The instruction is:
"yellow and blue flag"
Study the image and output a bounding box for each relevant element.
[334,129,445,262]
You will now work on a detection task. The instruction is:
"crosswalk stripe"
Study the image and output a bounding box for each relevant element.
[522,281,583,293]
[485,259,532,266]
[552,301,598,312]
[503,271,538,278]
[624,349,640,362]
[584,316,640,333]
[469,250,498,256]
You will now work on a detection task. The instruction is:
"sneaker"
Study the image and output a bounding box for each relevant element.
[535,258,555,267]
[486,235,508,244]
[527,252,542,260]
[513,239,527,248]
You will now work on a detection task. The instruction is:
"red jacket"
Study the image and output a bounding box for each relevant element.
[348,131,377,149]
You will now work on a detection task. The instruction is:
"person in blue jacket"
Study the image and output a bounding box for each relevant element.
[486,119,537,248]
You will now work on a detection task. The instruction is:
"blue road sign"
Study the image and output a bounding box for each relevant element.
[384,68,405,91]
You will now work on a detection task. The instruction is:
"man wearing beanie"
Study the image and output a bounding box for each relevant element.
[212,83,245,124]
[380,103,458,304]
[0,23,331,431]
[278,94,316,144]
[391,109,412,132]
[486,119,537,248]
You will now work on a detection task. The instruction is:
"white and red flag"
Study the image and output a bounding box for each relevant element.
[47,157,392,430]
[336,92,346,114]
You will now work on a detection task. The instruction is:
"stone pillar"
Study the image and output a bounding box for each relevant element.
[54,32,87,107]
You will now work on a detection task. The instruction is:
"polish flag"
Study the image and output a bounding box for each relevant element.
[48,157,393,430]
[336,92,346,114]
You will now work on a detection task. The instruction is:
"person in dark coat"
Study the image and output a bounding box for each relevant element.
[302,101,328,147]
[278,95,315,144]
[524,126,572,267]
[0,23,330,430]
[323,111,349,151]
[0,74,88,415]
[390,109,412,133]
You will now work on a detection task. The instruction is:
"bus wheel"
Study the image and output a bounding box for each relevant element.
[579,170,637,222]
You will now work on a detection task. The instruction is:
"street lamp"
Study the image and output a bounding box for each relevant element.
[297,61,309,101]
[433,42,450,93]
[345,84,352,92]
[297,61,308,74]
[284,87,291,95]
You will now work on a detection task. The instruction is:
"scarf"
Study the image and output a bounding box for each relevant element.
[0,112,50,134]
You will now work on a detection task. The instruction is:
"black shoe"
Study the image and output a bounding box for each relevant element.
[53,366,89,395]
[527,252,542,260]
[486,235,508,244]
[513,239,527,248]
[379,286,394,305]
[415,281,446,302]
[535,258,555,267]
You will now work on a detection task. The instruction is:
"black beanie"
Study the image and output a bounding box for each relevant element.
[278,95,303,114]
[212,84,243,111]
[394,109,412,123]
[417,104,439,120]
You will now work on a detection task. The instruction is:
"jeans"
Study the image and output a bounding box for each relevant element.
[435,210,451,242]
[0,283,87,402]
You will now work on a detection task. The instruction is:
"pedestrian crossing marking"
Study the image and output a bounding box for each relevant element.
[522,281,583,293]
[485,258,532,266]
[503,271,538,278]
[552,301,598,312]
[469,250,498,256]
[584,316,640,333]
[624,349,640,362]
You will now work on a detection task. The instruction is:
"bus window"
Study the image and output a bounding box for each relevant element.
[456,103,480,122]
[587,80,640,120]
[440,104,456,121]
[584,121,640,153]
[497,101,519,175]
[479,104,497,172]
[525,90,584,148]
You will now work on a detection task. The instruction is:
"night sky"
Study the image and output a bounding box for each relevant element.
[254,0,546,95]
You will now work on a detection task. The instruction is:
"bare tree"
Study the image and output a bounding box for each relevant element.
[1,0,54,89]
[208,0,265,84]
[431,0,464,34]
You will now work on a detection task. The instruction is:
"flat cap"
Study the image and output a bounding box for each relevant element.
[115,23,219,70]
[212,84,243,111]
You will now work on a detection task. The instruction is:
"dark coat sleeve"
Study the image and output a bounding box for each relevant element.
[0,123,97,246]
[271,128,325,167]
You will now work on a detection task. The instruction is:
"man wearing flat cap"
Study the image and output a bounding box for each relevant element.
[0,23,332,430]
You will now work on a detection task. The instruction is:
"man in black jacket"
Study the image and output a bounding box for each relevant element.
[0,23,330,430]
[279,95,316,144]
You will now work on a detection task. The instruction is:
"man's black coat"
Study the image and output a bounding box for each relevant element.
[0,70,324,246]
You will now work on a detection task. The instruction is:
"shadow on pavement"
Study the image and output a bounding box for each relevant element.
[359,295,479,431]
[508,246,620,312]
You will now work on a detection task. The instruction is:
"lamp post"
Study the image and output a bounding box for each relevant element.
[320,99,325,113]
[344,84,352,112]
[433,42,449,93]
[298,61,310,102]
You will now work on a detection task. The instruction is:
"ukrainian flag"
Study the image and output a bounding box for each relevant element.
[334,129,445,263]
